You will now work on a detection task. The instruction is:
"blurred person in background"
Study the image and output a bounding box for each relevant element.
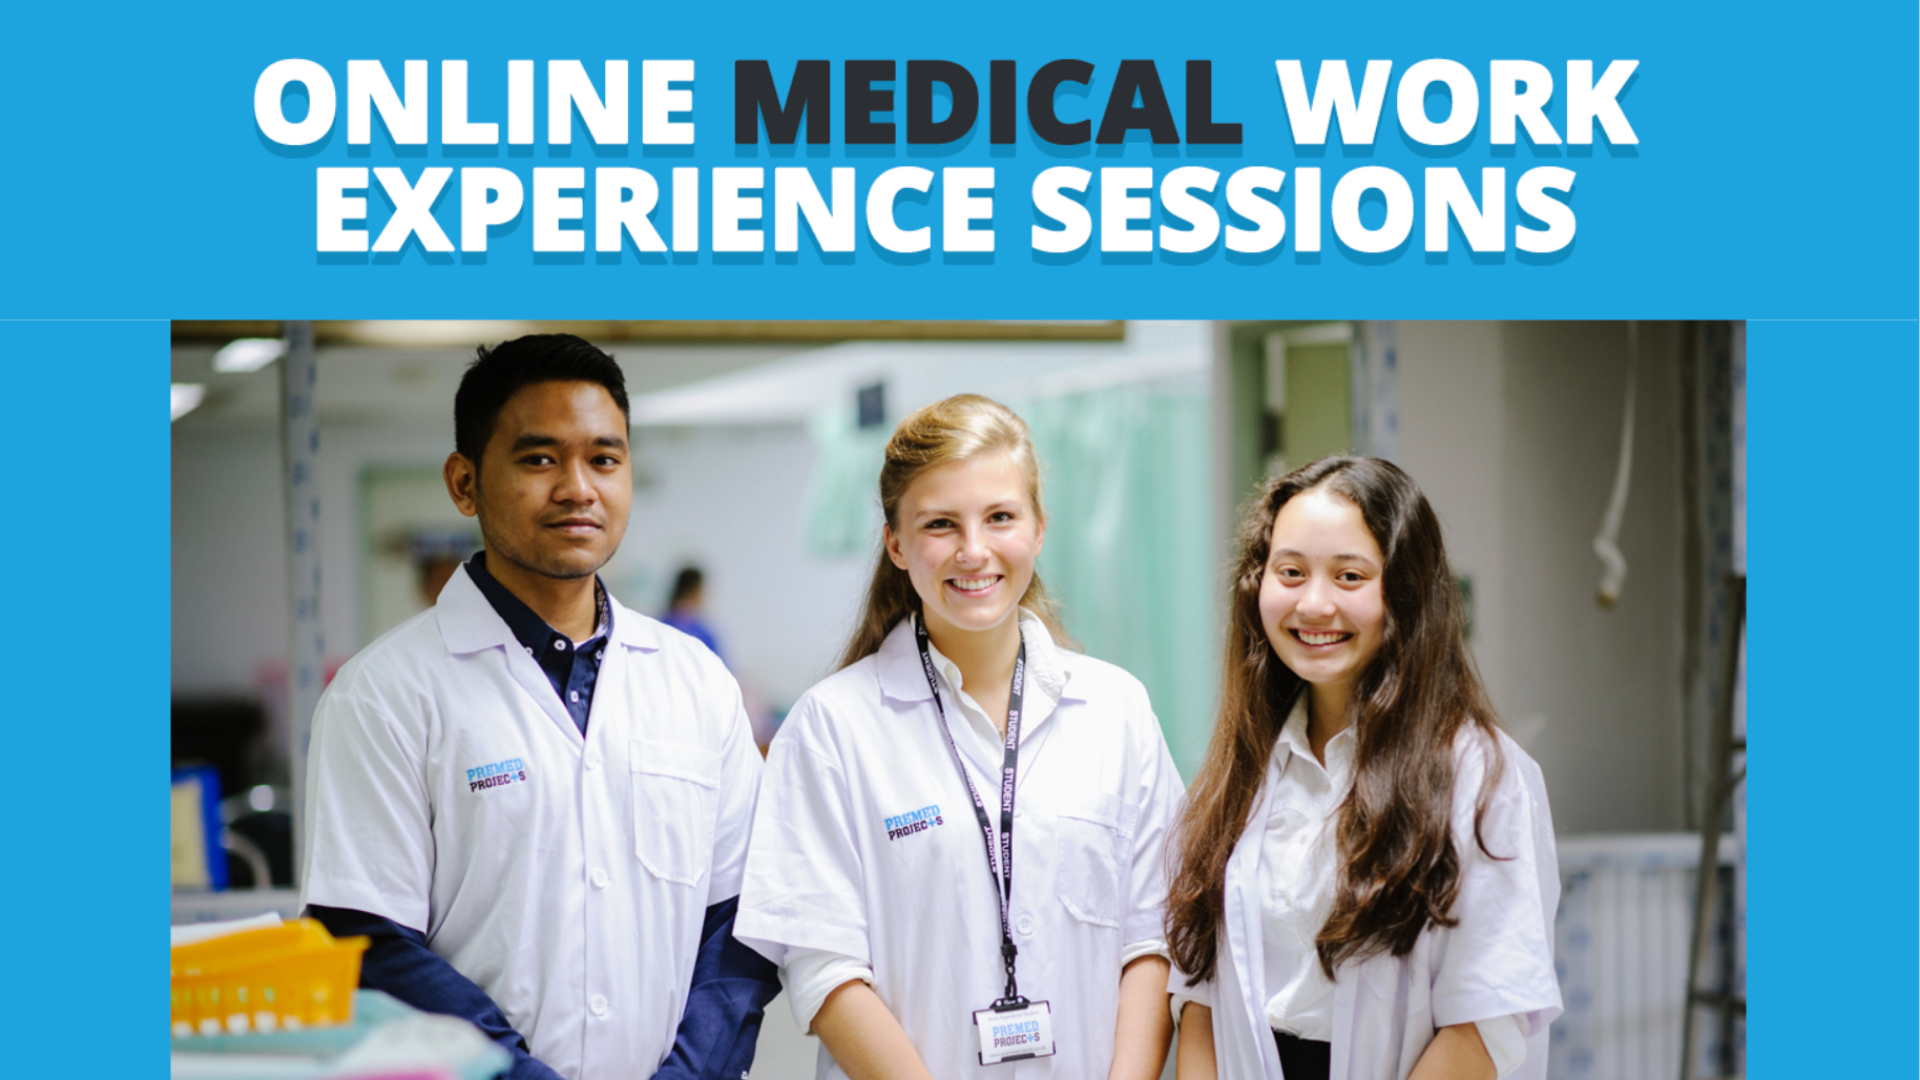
[662,565,723,662]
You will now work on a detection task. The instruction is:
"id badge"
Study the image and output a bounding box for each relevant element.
[973,1000,1055,1066]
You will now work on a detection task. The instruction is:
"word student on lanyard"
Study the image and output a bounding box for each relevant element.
[914,616,1058,1067]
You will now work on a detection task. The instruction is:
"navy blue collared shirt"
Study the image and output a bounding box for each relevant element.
[465,552,608,735]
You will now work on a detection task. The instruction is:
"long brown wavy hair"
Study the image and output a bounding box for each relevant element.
[1166,456,1504,982]
[837,394,1072,668]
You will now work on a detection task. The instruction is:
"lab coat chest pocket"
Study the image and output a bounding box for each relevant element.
[629,740,722,886]
[1052,790,1137,929]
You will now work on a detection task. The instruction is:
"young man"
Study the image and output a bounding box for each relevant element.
[300,334,779,1080]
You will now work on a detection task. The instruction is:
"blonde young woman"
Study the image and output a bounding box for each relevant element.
[736,395,1183,1080]
[1165,457,1560,1080]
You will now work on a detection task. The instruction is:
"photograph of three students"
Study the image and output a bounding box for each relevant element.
[171,319,1745,1080]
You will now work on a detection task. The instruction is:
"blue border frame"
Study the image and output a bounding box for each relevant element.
[3,320,171,1074]
[1746,320,1916,1078]
[5,5,1913,1076]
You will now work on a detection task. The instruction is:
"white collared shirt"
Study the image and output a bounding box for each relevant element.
[1257,694,1354,1040]
[736,611,1184,1080]
[924,623,1067,762]
[1252,696,1526,1075]
[1171,703,1556,1080]
[299,565,763,1080]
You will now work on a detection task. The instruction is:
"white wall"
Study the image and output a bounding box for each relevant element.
[172,430,289,694]
[613,423,870,713]
[1394,321,1687,834]
[1391,322,1511,725]
[173,422,452,697]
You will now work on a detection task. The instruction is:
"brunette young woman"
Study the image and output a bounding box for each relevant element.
[736,394,1183,1080]
[1165,457,1560,1080]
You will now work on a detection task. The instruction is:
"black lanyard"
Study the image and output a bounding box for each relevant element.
[914,615,1028,1007]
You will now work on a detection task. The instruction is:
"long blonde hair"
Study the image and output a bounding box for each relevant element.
[837,394,1073,668]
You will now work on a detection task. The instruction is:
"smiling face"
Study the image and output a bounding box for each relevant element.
[884,450,1045,646]
[445,380,632,582]
[1259,485,1388,716]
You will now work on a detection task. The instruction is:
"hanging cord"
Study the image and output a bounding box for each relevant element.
[1593,322,1637,607]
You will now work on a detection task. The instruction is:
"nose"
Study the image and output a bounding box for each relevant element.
[553,456,597,505]
[1297,576,1339,619]
[955,524,988,567]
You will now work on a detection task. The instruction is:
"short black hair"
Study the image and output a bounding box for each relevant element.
[668,566,705,608]
[454,334,630,464]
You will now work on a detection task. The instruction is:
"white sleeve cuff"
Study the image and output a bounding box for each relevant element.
[1474,1014,1528,1080]
[781,947,874,1033]
[1167,966,1215,1031]
[1121,938,1170,968]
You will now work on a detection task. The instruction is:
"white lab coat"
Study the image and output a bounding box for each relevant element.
[735,614,1184,1080]
[1175,726,1561,1080]
[299,565,763,1080]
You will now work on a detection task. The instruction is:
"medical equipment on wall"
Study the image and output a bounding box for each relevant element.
[1593,322,1637,607]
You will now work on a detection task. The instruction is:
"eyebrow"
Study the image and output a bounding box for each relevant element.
[509,433,629,452]
[1273,548,1378,564]
[916,501,1020,518]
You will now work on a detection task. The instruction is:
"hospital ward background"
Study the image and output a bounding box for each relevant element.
[170,320,1748,1080]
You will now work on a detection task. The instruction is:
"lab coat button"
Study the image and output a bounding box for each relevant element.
[591,868,610,888]
[588,994,608,1016]
[585,750,602,770]
[1015,914,1035,936]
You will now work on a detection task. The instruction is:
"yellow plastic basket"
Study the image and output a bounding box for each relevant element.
[170,918,369,1038]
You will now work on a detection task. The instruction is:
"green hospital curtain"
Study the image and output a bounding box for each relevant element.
[1015,383,1215,780]
[802,402,888,558]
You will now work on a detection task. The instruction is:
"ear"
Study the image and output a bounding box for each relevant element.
[1032,514,1046,559]
[444,452,481,518]
[883,523,908,570]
